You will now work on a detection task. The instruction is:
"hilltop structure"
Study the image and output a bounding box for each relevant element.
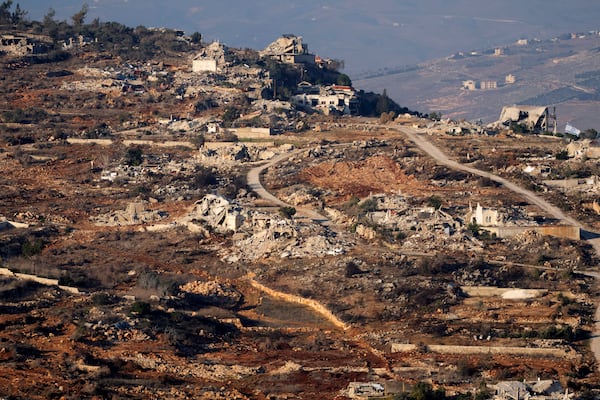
[260,34,316,65]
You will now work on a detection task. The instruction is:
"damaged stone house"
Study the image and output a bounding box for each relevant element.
[498,105,556,132]
[360,194,461,235]
[465,203,580,240]
[290,82,359,115]
[0,34,48,56]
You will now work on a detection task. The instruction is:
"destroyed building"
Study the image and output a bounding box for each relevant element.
[497,105,556,132]
[464,203,580,240]
[94,201,167,226]
[189,194,245,232]
[290,83,359,115]
[192,41,229,73]
[0,34,48,56]
[346,382,386,399]
[260,34,316,65]
[565,139,600,159]
[466,203,503,226]
[490,380,571,400]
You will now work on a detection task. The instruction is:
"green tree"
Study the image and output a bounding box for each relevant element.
[410,382,446,400]
[375,89,391,115]
[190,31,202,44]
[222,107,240,127]
[336,73,352,86]
[467,222,481,237]
[509,122,530,134]
[131,301,151,316]
[279,206,296,219]
[71,3,88,29]
[11,3,26,24]
[580,128,598,139]
[555,149,569,160]
[429,111,442,121]
[125,147,143,166]
[42,7,57,36]
[22,239,43,258]
[0,0,12,23]
[359,198,378,212]
[427,195,442,209]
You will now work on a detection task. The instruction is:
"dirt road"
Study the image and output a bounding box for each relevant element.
[397,124,600,368]
[400,126,581,226]
[246,150,331,225]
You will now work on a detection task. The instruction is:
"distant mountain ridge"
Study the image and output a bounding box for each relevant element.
[18,0,600,74]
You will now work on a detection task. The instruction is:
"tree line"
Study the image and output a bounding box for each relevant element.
[0,2,202,60]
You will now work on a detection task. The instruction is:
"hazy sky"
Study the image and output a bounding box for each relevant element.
[16,1,600,74]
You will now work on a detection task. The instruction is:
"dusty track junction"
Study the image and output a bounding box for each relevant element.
[1,35,600,400]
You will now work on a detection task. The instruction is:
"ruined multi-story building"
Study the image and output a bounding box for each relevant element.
[290,83,359,115]
[260,34,316,65]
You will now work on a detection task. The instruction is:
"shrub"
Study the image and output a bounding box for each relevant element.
[359,198,378,212]
[410,381,446,400]
[124,147,143,166]
[21,239,43,258]
[555,149,569,160]
[131,301,151,316]
[427,195,442,209]
[191,165,217,188]
[279,206,296,219]
[91,292,114,306]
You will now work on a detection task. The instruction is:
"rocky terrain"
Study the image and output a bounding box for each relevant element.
[1,8,600,400]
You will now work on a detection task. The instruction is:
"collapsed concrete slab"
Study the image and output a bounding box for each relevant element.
[93,201,167,226]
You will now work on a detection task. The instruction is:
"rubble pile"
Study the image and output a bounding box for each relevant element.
[128,353,259,383]
[185,194,246,233]
[401,230,484,253]
[279,185,323,207]
[198,143,251,162]
[197,143,293,165]
[179,280,242,308]
[226,218,350,261]
[93,201,167,226]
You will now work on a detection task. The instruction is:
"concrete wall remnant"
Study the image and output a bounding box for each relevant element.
[192,41,228,73]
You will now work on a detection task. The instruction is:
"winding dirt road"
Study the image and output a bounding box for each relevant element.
[396,124,600,367]
[246,149,331,225]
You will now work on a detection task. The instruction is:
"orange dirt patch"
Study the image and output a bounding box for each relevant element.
[299,155,431,199]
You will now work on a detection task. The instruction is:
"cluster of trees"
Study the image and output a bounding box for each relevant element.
[1,107,47,124]
[0,1,25,25]
[358,89,421,117]
[1,2,202,60]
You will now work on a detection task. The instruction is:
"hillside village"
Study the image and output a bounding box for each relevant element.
[1,4,600,400]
